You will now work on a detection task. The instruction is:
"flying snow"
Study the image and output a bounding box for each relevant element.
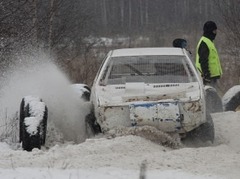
[0,52,90,145]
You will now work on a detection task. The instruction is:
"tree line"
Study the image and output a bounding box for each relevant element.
[0,0,239,89]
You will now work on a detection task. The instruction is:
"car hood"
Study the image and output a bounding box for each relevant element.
[95,82,201,106]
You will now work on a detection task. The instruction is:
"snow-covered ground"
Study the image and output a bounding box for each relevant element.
[0,111,240,179]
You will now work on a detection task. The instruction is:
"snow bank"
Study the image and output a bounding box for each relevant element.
[0,112,240,178]
[212,111,240,152]
[0,168,222,179]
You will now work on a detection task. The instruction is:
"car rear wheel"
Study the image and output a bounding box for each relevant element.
[187,112,215,145]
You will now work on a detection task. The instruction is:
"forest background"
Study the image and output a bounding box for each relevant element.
[0,0,239,93]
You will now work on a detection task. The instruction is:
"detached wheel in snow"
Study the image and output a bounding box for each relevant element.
[19,96,48,151]
[19,98,25,143]
[222,85,240,111]
[205,86,223,113]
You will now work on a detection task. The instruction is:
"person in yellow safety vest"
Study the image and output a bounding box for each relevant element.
[195,21,223,88]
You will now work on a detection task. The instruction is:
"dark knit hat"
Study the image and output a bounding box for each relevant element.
[203,21,217,33]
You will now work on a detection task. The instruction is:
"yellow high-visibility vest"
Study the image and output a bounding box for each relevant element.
[196,36,222,77]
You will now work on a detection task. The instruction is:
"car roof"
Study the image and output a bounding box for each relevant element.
[110,47,186,57]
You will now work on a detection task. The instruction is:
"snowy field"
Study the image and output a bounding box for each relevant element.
[0,57,239,179]
[0,111,240,179]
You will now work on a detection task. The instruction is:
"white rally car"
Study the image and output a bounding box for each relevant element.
[87,47,218,142]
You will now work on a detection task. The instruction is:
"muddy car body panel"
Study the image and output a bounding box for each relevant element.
[90,48,206,134]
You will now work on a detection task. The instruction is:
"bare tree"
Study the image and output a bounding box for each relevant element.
[47,0,57,51]
[214,0,240,86]
[2,0,238,87]
[0,0,37,73]
[214,0,240,55]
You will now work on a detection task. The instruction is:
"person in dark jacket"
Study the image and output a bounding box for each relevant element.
[195,21,223,87]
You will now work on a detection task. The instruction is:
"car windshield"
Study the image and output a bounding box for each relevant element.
[99,55,198,85]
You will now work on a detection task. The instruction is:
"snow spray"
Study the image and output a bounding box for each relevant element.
[0,51,90,145]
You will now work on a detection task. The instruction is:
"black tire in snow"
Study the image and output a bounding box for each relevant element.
[222,85,240,111]
[19,98,25,143]
[19,96,48,151]
[205,86,223,113]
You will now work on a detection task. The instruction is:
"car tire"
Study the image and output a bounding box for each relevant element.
[82,88,91,101]
[188,112,215,144]
[71,84,91,101]
[19,96,48,151]
[85,111,101,137]
[205,86,223,113]
[19,98,25,143]
[222,85,240,111]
